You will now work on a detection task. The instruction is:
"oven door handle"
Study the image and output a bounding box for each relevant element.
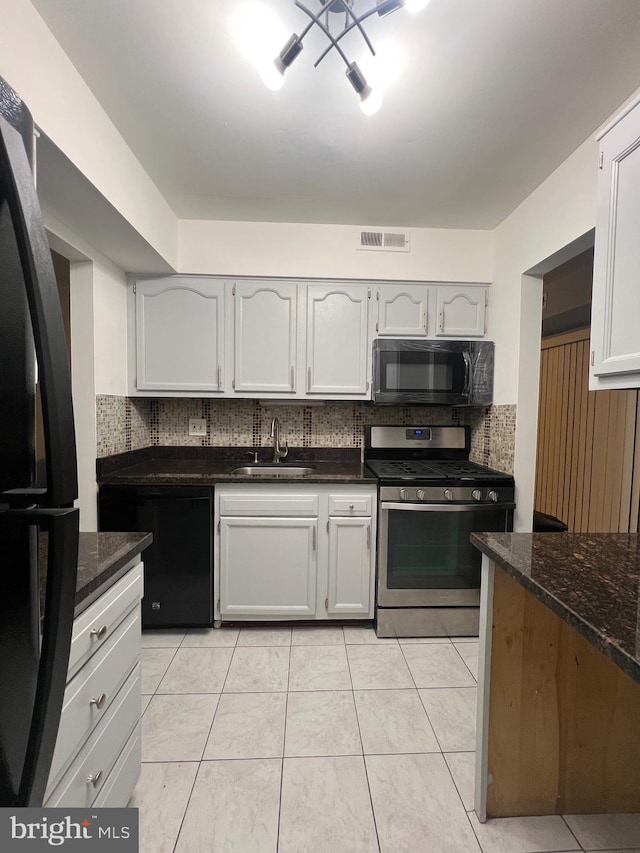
[381,502,516,512]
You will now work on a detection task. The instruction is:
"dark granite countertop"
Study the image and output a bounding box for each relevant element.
[75,532,152,615]
[471,532,640,685]
[97,446,376,486]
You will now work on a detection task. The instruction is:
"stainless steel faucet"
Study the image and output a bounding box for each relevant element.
[270,417,288,463]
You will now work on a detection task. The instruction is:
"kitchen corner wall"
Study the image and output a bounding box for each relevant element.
[96,396,516,474]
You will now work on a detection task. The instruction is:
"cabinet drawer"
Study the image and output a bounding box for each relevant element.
[48,606,141,791]
[45,664,141,808]
[329,494,373,516]
[69,563,143,679]
[92,723,141,808]
[219,493,319,516]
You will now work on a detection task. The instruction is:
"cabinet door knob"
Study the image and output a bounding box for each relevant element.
[90,693,107,710]
[349,503,355,510]
[86,771,103,788]
[90,625,108,641]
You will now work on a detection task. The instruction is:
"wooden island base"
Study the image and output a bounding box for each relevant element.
[476,561,640,819]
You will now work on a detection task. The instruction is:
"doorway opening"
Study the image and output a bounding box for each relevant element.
[534,249,640,533]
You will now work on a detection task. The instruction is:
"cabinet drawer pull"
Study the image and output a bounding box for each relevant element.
[90,693,107,710]
[349,503,355,511]
[90,625,108,641]
[86,771,103,788]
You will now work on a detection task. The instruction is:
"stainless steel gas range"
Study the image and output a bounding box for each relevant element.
[364,425,515,638]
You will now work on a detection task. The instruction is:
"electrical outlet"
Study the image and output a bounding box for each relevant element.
[188,418,207,436]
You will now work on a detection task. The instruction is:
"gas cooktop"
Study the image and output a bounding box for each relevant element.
[365,458,513,482]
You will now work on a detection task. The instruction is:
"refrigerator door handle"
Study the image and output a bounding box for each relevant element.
[0,506,79,805]
[0,116,77,509]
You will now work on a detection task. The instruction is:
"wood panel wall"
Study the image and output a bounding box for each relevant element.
[535,328,640,533]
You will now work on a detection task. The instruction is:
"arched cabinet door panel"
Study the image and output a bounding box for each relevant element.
[376,285,429,337]
[233,281,297,393]
[135,278,225,392]
[306,284,370,396]
[435,285,486,338]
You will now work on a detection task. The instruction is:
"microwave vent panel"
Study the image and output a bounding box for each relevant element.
[357,229,410,252]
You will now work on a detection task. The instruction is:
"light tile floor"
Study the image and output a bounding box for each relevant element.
[132,625,640,853]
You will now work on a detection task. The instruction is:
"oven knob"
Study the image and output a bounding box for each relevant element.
[472,489,482,502]
[488,490,499,503]
[416,488,426,501]
[444,489,454,501]
[399,488,409,501]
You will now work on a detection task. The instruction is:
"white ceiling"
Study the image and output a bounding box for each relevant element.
[31,0,640,229]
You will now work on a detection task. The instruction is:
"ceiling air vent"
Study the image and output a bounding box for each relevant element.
[357,228,410,252]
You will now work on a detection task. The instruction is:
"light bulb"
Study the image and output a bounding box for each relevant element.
[259,59,285,91]
[233,2,287,68]
[405,0,431,12]
[360,40,405,92]
[360,87,383,116]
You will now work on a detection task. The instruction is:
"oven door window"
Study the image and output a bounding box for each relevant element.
[378,350,465,395]
[385,507,509,590]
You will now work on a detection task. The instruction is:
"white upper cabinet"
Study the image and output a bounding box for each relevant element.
[233,281,297,394]
[306,284,370,396]
[590,96,640,389]
[135,278,225,392]
[376,284,429,337]
[435,284,487,337]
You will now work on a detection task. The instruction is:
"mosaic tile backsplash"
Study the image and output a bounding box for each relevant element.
[96,396,516,474]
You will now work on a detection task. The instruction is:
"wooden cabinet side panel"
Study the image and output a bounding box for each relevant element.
[486,568,640,817]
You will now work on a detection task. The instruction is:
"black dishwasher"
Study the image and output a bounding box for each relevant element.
[99,486,213,628]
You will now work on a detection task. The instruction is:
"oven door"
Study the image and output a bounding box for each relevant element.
[378,502,514,607]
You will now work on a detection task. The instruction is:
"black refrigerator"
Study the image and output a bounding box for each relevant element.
[0,77,80,806]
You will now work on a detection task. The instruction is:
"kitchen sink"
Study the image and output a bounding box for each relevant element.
[228,465,316,477]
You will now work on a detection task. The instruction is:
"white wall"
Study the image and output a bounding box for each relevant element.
[178,220,493,282]
[491,135,599,530]
[0,0,178,270]
[93,264,129,397]
[46,213,130,529]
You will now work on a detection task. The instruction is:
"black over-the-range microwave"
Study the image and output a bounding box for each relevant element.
[372,339,494,406]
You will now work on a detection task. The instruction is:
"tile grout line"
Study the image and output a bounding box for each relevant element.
[451,640,479,684]
[559,815,586,852]
[170,627,240,853]
[276,640,293,853]
[344,636,382,853]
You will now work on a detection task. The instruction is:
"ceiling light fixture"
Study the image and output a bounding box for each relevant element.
[234,0,430,114]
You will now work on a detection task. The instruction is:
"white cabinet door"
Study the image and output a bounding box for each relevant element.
[219,517,317,617]
[435,285,486,338]
[327,517,372,616]
[306,284,370,396]
[234,282,297,393]
[591,98,640,386]
[376,284,429,337]
[135,278,225,391]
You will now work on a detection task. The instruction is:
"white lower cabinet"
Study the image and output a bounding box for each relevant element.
[219,517,317,617]
[327,517,372,616]
[215,485,376,621]
[45,560,144,807]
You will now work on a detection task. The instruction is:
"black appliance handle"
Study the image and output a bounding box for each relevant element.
[0,116,77,508]
[0,506,79,805]
[462,350,472,398]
